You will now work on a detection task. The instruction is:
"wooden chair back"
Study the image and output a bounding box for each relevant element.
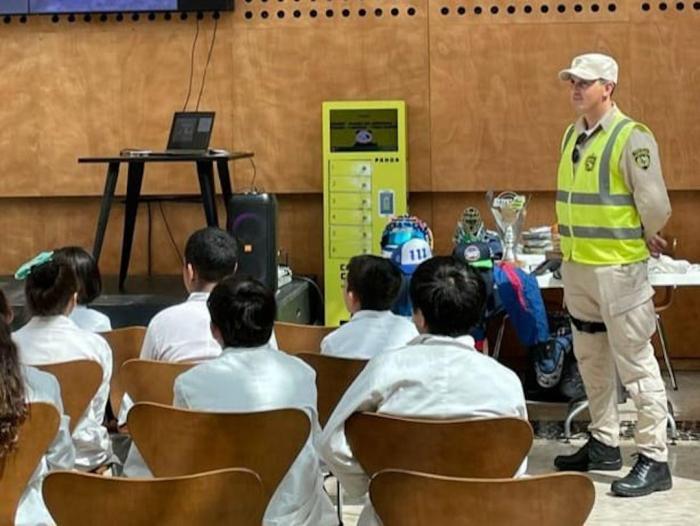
[127,402,310,498]
[101,326,146,416]
[120,359,196,406]
[0,403,60,525]
[43,468,265,526]
[370,469,595,526]
[298,353,367,427]
[36,361,102,434]
[274,321,335,354]
[346,413,533,478]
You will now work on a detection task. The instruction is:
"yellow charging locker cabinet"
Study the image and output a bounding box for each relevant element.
[322,101,408,326]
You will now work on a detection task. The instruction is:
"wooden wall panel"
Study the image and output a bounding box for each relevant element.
[629,19,700,188]
[429,0,633,191]
[0,17,235,197]
[229,0,431,192]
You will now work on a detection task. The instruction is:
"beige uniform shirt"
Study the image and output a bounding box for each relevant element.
[572,105,671,239]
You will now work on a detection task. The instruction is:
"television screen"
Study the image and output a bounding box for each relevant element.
[329,109,399,153]
[0,0,233,14]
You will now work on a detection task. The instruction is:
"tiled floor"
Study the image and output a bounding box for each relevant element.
[339,371,700,525]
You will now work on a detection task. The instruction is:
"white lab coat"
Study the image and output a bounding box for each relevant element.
[118,292,278,425]
[320,310,419,359]
[69,305,112,333]
[15,366,75,526]
[14,315,114,470]
[320,334,528,526]
[173,344,337,526]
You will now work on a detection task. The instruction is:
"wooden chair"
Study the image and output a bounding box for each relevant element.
[274,321,335,354]
[653,237,678,390]
[127,402,310,499]
[297,353,368,427]
[120,359,196,406]
[346,413,533,479]
[0,403,60,525]
[101,326,146,416]
[43,467,265,526]
[370,469,595,526]
[36,361,103,434]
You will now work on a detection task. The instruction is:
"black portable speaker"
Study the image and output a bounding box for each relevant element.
[227,193,278,291]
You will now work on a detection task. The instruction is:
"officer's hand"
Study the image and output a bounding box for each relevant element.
[647,234,668,258]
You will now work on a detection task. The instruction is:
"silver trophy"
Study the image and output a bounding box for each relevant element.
[486,191,529,262]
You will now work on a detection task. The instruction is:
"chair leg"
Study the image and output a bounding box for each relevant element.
[667,400,679,445]
[336,478,343,526]
[493,314,508,361]
[564,400,589,441]
[656,315,678,391]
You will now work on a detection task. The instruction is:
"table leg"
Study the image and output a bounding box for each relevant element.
[119,161,145,290]
[216,159,233,228]
[92,162,120,264]
[197,160,218,227]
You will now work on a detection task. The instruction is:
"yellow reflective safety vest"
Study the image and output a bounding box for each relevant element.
[556,112,649,265]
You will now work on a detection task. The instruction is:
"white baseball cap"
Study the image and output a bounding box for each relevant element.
[559,53,618,84]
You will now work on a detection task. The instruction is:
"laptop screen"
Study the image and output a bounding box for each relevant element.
[166,111,215,151]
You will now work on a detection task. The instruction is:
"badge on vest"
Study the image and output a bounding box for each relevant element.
[584,154,597,172]
[633,148,651,170]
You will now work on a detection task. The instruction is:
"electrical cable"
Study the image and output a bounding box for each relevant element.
[195,17,218,111]
[182,18,200,111]
[158,202,183,263]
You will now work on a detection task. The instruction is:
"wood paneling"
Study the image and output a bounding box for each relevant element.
[429,12,632,191]
[230,0,431,192]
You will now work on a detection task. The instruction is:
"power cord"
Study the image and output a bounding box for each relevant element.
[158,202,183,263]
[248,157,257,191]
[195,17,218,111]
[182,18,200,110]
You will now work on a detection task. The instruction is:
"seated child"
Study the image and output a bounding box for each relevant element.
[320,256,528,526]
[54,246,112,333]
[173,277,336,526]
[321,254,418,359]
[12,253,113,471]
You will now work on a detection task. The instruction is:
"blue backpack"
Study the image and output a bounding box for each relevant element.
[493,262,549,347]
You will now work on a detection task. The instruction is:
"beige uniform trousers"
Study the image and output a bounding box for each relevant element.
[562,260,668,461]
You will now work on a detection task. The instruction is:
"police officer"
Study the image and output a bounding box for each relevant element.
[553,53,673,497]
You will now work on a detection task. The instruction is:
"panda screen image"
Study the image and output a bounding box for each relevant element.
[329,109,399,152]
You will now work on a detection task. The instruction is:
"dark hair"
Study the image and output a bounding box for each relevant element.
[0,290,27,457]
[207,277,276,348]
[54,247,102,305]
[0,288,11,323]
[25,259,79,317]
[409,256,486,337]
[346,255,402,311]
[184,228,238,284]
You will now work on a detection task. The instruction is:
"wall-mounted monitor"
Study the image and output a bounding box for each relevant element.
[0,0,233,15]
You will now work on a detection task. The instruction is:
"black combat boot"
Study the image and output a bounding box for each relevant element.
[554,435,622,471]
[611,454,672,497]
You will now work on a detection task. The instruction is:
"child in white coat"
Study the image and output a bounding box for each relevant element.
[55,246,112,333]
[173,277,337,526]
[13,253,114,472]
[320,256,528,526]
[321,254,418,359]
[1,289,75,526]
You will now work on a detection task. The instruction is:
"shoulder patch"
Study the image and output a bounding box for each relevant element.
[632,148,651,170]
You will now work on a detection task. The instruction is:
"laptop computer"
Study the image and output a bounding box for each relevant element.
[160,111,216,156]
